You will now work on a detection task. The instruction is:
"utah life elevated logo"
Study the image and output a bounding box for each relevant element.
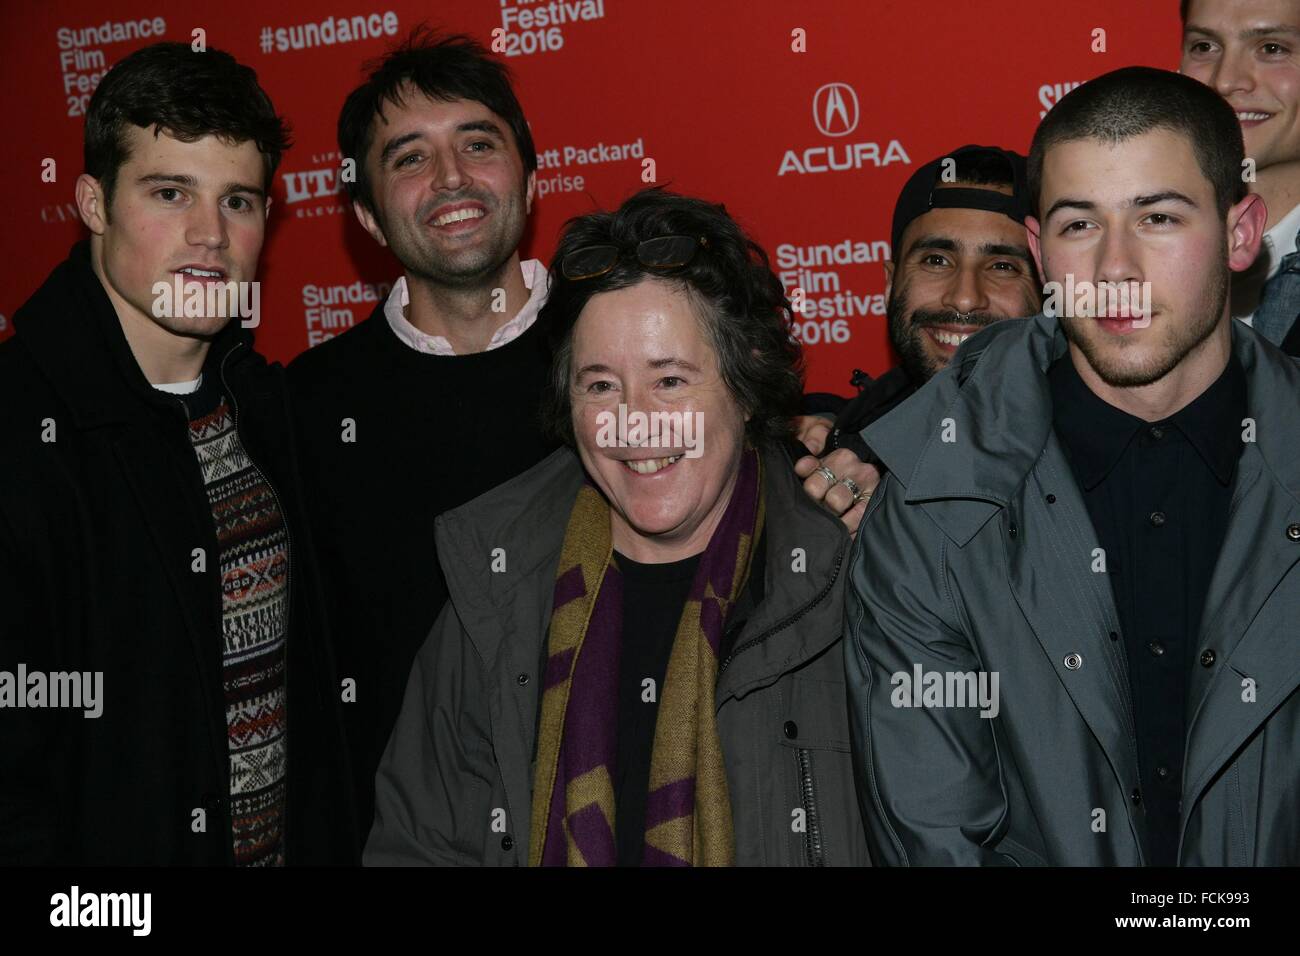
[779,82,909,176]
[281,151,348,218]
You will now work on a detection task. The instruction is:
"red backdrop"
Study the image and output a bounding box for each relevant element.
[1,0,1180,393]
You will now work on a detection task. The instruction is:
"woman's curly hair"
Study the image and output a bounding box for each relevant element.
[540,187,805,449]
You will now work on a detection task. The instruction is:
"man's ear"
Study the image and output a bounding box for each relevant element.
[264,195,273,221]
[1025,216,1044,279]
[352,198,388,248]
[75,174,108,235]
[882,259,894,300]
[1226,193,1267,274]
[525,170,536,215]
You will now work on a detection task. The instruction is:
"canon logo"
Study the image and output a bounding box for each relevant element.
[813,82,859,137]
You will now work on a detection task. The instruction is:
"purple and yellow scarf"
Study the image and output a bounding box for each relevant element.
[529,446,765,866]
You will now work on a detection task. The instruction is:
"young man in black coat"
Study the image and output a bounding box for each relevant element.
[0,43,356,864]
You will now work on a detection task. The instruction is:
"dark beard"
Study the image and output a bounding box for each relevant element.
[379,187,524,290]
[886,294,1001,385]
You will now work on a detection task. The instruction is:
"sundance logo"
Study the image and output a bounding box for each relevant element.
[779,82,909,176]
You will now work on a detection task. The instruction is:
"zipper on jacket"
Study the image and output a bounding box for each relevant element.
[220,341,292,863]
[796,748,826,866]
[717,541,845,680]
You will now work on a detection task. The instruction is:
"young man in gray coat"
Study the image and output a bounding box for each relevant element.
[846,66,1298,866]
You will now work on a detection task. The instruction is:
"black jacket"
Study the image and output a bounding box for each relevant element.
[286,301,559,847]
[0,242,357,864]
[805,365,918,467]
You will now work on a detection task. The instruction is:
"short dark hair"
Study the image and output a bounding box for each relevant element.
[1028,66,1246,218]
[1180,0,1190,22]
[541,187,804,449]
[84,43,290,209]
[951,150,1017,189]
[337,27,537,214]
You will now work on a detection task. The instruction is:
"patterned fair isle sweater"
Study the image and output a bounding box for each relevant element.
[180,378,290,866]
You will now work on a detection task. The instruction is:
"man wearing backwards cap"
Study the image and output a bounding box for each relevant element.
[804,145,1042,466]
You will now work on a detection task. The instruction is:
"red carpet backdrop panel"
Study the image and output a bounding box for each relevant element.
[0,0,1178,392]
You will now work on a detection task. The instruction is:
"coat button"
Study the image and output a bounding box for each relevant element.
[1149,511,1166,527]
[1130,788,1142,805]
[516,673,529,686]
[1008,523,1018,539]
[1148,641,1165,657]
[1200,649,1216,668]
[783,720,798,739]
[1109,631,1119,642]
[1149,426,1164,441]
[1287,524,1300,542]
[1156,766,1169,779]
[1046,494,1057,504]
[1064,653,1083,670]
[501,834,514,851]
[201,792,226,812]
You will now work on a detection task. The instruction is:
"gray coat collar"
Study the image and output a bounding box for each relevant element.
[864,313,1300,544]
[433,441,848,695]
[864,312,1300,856]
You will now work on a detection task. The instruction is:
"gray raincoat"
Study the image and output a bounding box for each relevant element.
[846,313,1300,865]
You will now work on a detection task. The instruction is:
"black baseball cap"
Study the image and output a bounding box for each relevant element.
[890,145,1031,261]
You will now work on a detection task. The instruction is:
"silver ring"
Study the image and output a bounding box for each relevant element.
[846,482,873,505]
[837,476,862,499]
[815,465,838,487]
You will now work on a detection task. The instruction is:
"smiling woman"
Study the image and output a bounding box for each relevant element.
[366,188,873,868]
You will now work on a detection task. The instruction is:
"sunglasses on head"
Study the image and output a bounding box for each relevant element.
[559,234,709,281]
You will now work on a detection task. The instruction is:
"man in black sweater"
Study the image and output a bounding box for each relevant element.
[290,31,879,847]
[0,43,354,865]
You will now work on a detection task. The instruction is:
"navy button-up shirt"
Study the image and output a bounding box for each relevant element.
[1049,350,1245,866]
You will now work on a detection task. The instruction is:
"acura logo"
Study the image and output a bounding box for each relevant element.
[813,83,859,137]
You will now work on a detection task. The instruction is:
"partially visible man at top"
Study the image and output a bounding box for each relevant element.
[803,145,1043,465]
[0,43,354,864]
[1181,0,1300,353]
[289,29,878,846]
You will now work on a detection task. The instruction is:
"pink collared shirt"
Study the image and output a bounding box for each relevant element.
[384,259,550,355]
